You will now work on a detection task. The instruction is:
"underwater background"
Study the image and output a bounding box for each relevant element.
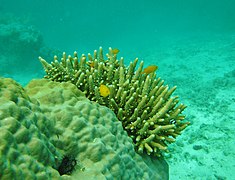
[0,0,234,179]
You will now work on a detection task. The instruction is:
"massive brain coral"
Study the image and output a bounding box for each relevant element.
[39,47,190,157]
[0,77,168,179]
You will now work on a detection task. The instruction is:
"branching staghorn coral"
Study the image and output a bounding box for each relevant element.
[39,47,189,157]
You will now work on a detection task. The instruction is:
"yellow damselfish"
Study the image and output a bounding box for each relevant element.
[99,84,110,97]
[142,65,158,74]
[112,48,120,55]
[87,61,95,68]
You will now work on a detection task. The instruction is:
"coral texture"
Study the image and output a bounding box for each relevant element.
[0,77,168,179]
[39,47,189,156]
[0,78,61,179]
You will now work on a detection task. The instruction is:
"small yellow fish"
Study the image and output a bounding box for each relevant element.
[112,48,120,55]
[99,84,110,97]
[142,65,158,74]
[87,61,95,68]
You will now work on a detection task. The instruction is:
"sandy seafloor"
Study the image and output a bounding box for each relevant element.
[2,32,234,180]
[147,34,235,180]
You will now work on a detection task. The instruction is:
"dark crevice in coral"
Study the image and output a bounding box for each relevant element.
[57,155,77,176]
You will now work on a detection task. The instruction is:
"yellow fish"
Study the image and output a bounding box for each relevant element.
[142,65,158,74]
[86,61,95,68]
[112,48,120,55]
[99,84,110,97]
[87,61,95,68]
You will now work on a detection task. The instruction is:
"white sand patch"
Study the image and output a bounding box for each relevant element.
[143,33,235,179]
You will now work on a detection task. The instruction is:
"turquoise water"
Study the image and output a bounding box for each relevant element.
[0,0,235,179]
[1,1,235,83]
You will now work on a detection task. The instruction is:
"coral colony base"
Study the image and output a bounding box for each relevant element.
[39,47,190,157]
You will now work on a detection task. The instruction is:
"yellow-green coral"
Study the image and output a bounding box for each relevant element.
[39,47,189,156]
